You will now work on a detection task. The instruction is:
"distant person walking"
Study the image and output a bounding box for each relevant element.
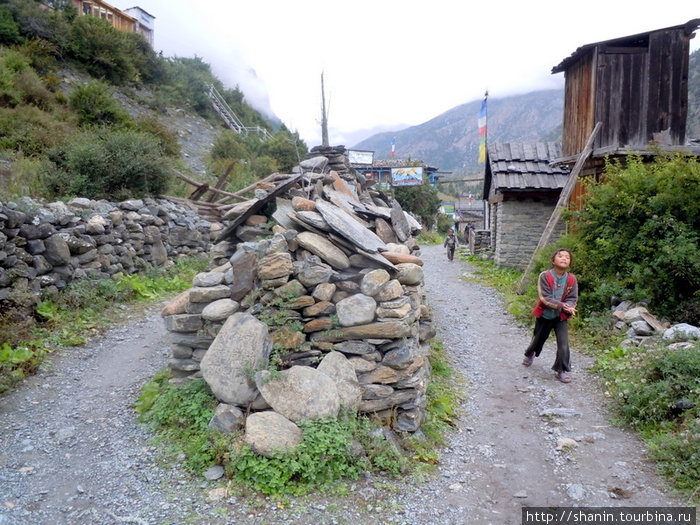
[522,248,578,383]
[444,228,457,262]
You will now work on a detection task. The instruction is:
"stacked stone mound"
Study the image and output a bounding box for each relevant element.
[162,150,437,453]
[0,196,217,302]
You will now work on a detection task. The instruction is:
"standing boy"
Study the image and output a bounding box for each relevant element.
[522,249,578,383]
[444,228,456,262]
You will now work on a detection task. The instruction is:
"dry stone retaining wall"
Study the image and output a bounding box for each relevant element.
[0,196,219,302]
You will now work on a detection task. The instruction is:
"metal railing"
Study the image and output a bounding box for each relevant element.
[207,85,271,141]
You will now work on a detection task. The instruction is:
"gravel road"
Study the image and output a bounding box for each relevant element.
[0,243,686,525]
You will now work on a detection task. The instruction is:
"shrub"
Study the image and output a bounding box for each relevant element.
[568,154,700,322]
[0,105,74,156]
[66,16,136,83]
[68,80,127,127]
[42,128,172,200]
[129,115,181,157]
[0,6,21,45]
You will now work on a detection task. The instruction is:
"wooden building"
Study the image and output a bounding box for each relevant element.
[552,19,700,204]
[71,0,137,34]
[483,142,570,268]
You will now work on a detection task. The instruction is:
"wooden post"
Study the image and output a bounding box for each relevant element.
[515,122,601,294]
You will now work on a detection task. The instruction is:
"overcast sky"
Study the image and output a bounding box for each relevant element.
[114,1,700,147]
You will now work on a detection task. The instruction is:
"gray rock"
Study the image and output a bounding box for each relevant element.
[360,269,391,297]
[208,403,244,434]
[244,411,303,457]
[312,282,336,302]
[336,294,377,327]
[317,351,362,410]
[390,200,410,242]
[315,200,387,254]
[630,320,654,336]
[201,299,240,322]
[394,263,424,285]
[295,255,335,288]
[43,234,71,266]
[663,323,700,341]
[256,366,340,422]
[189,285,232,303]
[201,313,272,405]
[296,231,350,269]
[193,271,225,287]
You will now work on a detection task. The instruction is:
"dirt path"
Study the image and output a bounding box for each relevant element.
[410,243,685,523]
[0,244,686,524]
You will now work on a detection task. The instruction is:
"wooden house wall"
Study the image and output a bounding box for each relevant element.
[562,53,595,157]
[595,47,648,151]
[646,30,690,145]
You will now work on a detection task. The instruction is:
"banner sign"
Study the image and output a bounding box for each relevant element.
[391,167,423,187]
[348,150,374,164]
[441,202,455,214]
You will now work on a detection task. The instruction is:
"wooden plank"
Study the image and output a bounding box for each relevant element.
[215,174,302,242]
[516,122,601,294]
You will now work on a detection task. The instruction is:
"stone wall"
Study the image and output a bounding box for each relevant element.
[494,197,565,268]
[0,196,219,302]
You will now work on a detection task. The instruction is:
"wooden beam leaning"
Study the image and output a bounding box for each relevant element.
[515,122,601,294]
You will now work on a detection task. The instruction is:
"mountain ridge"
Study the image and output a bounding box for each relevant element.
[353,48,700,176]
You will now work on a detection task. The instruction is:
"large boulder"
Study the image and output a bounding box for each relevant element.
[200,313,272,405]
[255,366,340,422]
[317,351,362,410]
[244,411,302,457]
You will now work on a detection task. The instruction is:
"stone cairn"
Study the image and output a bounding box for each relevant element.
[162,147,437,455]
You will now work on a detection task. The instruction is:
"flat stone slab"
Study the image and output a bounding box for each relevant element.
[315,200,387,254]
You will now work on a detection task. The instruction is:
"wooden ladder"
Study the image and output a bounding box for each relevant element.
[515,122,602,294]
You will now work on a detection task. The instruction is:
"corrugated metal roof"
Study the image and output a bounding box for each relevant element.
[487,142,570,191]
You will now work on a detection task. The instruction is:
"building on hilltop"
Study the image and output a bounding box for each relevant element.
[482,142,570,269]
[68,1,154,45]
[123,6,155,46]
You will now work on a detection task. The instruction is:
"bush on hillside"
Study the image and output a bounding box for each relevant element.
[42,129,172,200]
[567,154,700,323]
[0,6,21,45]
[66,16,136,83]
[129,115,181,158]
[0,105,74,156]
[68,80,127,126]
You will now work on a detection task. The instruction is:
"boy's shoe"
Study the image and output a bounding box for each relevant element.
[556,371,571,383]
[522,354,534,366]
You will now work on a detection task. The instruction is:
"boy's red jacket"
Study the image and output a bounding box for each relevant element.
[532,270,577,321]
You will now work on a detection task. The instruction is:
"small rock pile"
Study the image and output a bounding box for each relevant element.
[611,301,700,349]
[162,149,437,454]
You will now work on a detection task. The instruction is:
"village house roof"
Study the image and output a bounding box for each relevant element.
[484,142,570,197]
[349,159,438,171]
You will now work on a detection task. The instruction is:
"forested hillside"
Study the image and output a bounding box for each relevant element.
[0,0,306,202]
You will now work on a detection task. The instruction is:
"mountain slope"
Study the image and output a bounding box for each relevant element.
[353,89,564,174]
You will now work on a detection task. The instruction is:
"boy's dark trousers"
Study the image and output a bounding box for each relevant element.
[447,247,455,261]
[524,316,571,372]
